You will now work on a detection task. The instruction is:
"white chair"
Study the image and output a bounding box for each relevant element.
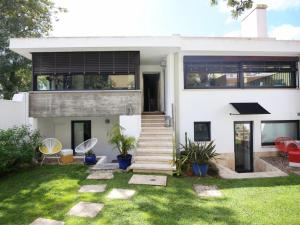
[75,138,98,155]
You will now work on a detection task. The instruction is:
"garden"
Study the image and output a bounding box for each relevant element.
[0,126,300,225]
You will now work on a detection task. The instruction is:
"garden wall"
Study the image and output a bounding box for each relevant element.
[0,93,32,130]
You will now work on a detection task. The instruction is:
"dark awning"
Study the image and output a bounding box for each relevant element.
[230,103,270,115]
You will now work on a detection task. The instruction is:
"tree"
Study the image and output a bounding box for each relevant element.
[0,0,66,99]
[210,0,253,18]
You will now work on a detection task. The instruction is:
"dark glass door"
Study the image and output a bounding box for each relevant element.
[143,74,159,112]
[71,120,91,153]
[234,121,253,173]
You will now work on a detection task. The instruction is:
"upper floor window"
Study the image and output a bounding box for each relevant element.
[184,56,298,89]
[33,51,140,91]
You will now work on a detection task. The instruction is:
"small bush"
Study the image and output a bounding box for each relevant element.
[0,125,42,174]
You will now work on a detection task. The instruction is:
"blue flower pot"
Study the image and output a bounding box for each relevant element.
[85,155,97,165]
[192,163,209,177]
[117,154,132,170]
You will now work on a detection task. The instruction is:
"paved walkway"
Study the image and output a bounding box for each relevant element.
[30,166,170,224]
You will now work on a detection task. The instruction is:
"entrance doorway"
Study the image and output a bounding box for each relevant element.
[143,74,160,112]
[234,121,253,173]
[71,120,91,154]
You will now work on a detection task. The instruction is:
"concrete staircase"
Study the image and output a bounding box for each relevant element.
[129,114,175,175]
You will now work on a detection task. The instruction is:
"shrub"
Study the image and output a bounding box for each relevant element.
[0,125,42,174]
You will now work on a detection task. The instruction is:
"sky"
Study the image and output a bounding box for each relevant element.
[51,0,300,40]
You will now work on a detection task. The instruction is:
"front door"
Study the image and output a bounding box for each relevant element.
[234,121,253,173]
[71,120,91,154]
[143,74,159,112]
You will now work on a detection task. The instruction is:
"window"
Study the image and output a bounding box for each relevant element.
[185,62,239,88]
[32,51,140,91]
[184,56,298,89]
[194,122,211,141]
[36,74,63,91]
[261,120,299,145]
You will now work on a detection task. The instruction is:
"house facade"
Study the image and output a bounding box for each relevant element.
[9,5,300,174]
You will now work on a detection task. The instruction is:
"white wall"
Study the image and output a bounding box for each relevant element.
[0,92,31,130]
[165,53,175,117]
[177,54,300,154]
[37,116,119,162]
[119,115,141,139]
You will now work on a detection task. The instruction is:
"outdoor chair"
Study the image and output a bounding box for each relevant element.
[39,138,63,165]
[274,137,294,154]
[74,138,98,155]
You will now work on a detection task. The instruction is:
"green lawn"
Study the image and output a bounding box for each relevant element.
[0,165,299,225]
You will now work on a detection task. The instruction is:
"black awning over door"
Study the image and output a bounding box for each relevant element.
[230,103,270,115]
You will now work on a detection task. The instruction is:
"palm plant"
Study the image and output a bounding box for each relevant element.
[108,124,136,158]
[190,141,219,164]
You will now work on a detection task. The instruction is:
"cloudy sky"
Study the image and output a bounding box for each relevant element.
[51,0,300,40]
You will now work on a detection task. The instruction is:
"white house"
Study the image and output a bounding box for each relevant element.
[8,5,300,174]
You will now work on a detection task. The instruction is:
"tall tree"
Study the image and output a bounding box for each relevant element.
[210,0,253,18]
[0,0,66,99]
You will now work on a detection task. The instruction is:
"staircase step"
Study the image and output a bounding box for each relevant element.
[142,115,165,120]
[139,136,173,141]
[142,127,172,131]
[142,118,165,123]
[130,163,175,172]
[134,155,173,164]
[136,148,173,155]
[141,123,165,127]
[138,142,173,148]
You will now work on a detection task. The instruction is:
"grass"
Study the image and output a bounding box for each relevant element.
[0,165,300,225]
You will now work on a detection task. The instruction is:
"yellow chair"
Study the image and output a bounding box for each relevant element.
[39,138,62,165]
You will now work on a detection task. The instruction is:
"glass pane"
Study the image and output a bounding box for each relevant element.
[37,75,63,90]
[187,73,238,88]
[65,75,84,90]
[194,122,210,141]
[73,123,84,147]
[261,122,298,144]
[244,72,293,87]
[235,122,252,173]
[108,74,135,89]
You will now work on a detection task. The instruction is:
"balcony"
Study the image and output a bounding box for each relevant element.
[29,90,142,117]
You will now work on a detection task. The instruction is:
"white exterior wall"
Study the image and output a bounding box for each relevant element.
[119,115,141,139]
[165,53,175,117]
[177,53,300,154]
[37,116,119,161]
[0,92,33,130]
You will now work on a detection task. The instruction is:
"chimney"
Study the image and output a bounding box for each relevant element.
[241,4,268,38]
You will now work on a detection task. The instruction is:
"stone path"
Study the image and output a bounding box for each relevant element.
[87,171,114,180]
[67,201,104,218]
[193,185,223,197]
[107,188,136,200]
[79,184,107,193]
[29,218,64,225]
[128,174,167,186]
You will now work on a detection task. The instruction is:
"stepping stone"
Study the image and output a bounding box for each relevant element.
[128,174,167,186]
[92,163,119,171]
[193,185,223,197]
[87,171,114,180]
[29,218,64,225]
[67,201,104,218]
[79,184,107,193]
[107,188,136,200]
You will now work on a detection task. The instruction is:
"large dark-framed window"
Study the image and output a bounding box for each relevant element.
[33,51,140,91]
[261,120,299,146]
[184,56,298,89]
[194,121,211,142]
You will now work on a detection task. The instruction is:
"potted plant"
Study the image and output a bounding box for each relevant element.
[191,141,219,177]
[108,124,136,170]
[85,150,97,165]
